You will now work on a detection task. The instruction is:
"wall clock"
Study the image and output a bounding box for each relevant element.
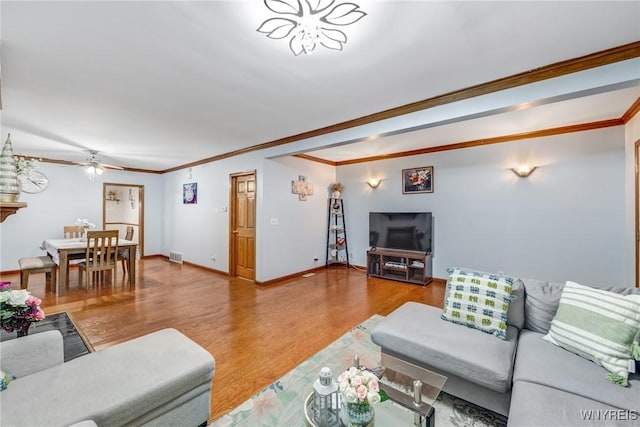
[19,170,49,193]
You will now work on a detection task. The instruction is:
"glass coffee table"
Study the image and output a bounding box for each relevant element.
[305,353,447,427]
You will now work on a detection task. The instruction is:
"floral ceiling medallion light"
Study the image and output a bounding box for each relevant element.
[257,0,367,56]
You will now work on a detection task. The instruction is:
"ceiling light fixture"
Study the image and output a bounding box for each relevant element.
[87,164,104,180]
[512,165,537,178]
[257,0,366,56]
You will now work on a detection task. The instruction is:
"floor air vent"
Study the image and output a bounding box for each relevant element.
[169,251,183,264]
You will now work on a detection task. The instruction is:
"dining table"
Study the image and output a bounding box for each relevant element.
[41,238,138,295]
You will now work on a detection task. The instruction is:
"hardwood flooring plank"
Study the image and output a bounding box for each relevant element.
[0,259,444,422]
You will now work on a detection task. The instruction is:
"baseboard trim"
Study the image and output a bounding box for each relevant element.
[182,260,229,277]
[256,265,332,286]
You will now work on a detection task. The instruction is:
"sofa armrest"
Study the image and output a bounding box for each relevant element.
[0,330,64,377]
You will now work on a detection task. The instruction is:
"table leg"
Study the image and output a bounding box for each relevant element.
[58,251,68,296]
[128,247,136,285]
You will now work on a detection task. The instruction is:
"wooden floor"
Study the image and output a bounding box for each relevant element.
[0,258,445,423]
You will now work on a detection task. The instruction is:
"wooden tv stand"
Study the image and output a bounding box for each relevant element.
[367,248,433,286]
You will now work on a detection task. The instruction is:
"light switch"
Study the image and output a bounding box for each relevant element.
[270,218,279,225]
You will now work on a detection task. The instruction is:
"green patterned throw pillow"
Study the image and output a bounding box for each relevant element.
[441,268,516,340]
[542,281,640,386]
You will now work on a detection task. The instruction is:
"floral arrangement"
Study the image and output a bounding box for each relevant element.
[408,169,429,187]
[331,182,344,193]
[75,218,96,229]
[0,281,45,334]
[337,367,382,408]
[14,155,39,176]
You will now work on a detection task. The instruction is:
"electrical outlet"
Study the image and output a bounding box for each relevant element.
[211,256,216,262]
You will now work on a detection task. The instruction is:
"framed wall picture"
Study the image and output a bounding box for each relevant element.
[183,182,197,204]
[402,166,433,194]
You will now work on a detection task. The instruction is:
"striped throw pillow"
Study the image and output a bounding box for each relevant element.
[441,268,515,340]
[542,281,640,386]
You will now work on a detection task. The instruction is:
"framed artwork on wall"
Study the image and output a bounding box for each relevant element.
[183,183,197,204]
[402,166,433,194]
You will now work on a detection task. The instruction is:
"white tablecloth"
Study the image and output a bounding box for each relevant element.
[41,238,135,265]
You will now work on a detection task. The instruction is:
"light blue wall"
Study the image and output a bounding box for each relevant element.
[1,125,632,286]
[0,162,164,271]
[625,113,640,286]
[337,127,628,285]
[161,151,335,282]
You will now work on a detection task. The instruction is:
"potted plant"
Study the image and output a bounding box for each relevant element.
[337,366,383,426]
[330,182,344,199]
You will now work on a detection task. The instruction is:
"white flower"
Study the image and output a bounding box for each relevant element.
[342,387,358,403]
[8,290,29,305]
[338,367,382,406]
[367,391,381,405]
[0,292,9,303]
[14,156,38,176]
[75,218,96,228]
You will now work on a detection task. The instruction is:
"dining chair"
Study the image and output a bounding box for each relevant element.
[63,225,87,286]
[63,225,85,239]
[78,230,119,288]
[119,226,135,277]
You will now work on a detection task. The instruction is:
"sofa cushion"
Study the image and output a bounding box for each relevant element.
[441,267,516,339]
[372,301,518,393]
[523,279,640,334]
[509,381,625,427]
[507,278,525,330]
[542,281,640,385]
[0,328,215,426]
[514,329,640,410]
[522,278,565,333]
[0,370,14,391]
[443,267,525,330]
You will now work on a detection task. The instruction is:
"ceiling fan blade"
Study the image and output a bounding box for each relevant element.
[99,163,124,170]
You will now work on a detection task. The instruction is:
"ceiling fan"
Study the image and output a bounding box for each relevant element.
[74,150,123,179]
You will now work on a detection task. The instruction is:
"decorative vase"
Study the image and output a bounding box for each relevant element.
[346,403,374,427]
[16,323,31,338]
[0,134,20,202]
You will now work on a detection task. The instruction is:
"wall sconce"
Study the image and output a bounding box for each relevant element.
[367,178,381,188]
[511,165,537,178]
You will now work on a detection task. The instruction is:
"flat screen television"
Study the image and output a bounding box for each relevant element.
[369,212,432,253]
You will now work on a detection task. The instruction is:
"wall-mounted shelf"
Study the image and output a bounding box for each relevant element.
[0,202,27,223]
[106,198,121,204]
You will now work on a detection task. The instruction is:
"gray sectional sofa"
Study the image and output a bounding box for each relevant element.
[0,328,215,427]
[371,277,640,426]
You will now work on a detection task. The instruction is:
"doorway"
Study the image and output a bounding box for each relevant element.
[103,183,144,258]
[229,171,256,281]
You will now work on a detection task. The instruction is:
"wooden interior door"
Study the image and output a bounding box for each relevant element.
[230,172,256,281]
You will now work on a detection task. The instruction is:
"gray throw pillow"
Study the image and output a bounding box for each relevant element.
[523,279,640,334]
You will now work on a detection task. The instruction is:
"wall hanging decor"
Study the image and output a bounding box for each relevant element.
[291,175,314,201]
[183,183,197,204]
[0,134,20,202]
[402,166,433,194]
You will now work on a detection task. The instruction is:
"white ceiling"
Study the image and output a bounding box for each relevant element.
[1,1,639,171]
